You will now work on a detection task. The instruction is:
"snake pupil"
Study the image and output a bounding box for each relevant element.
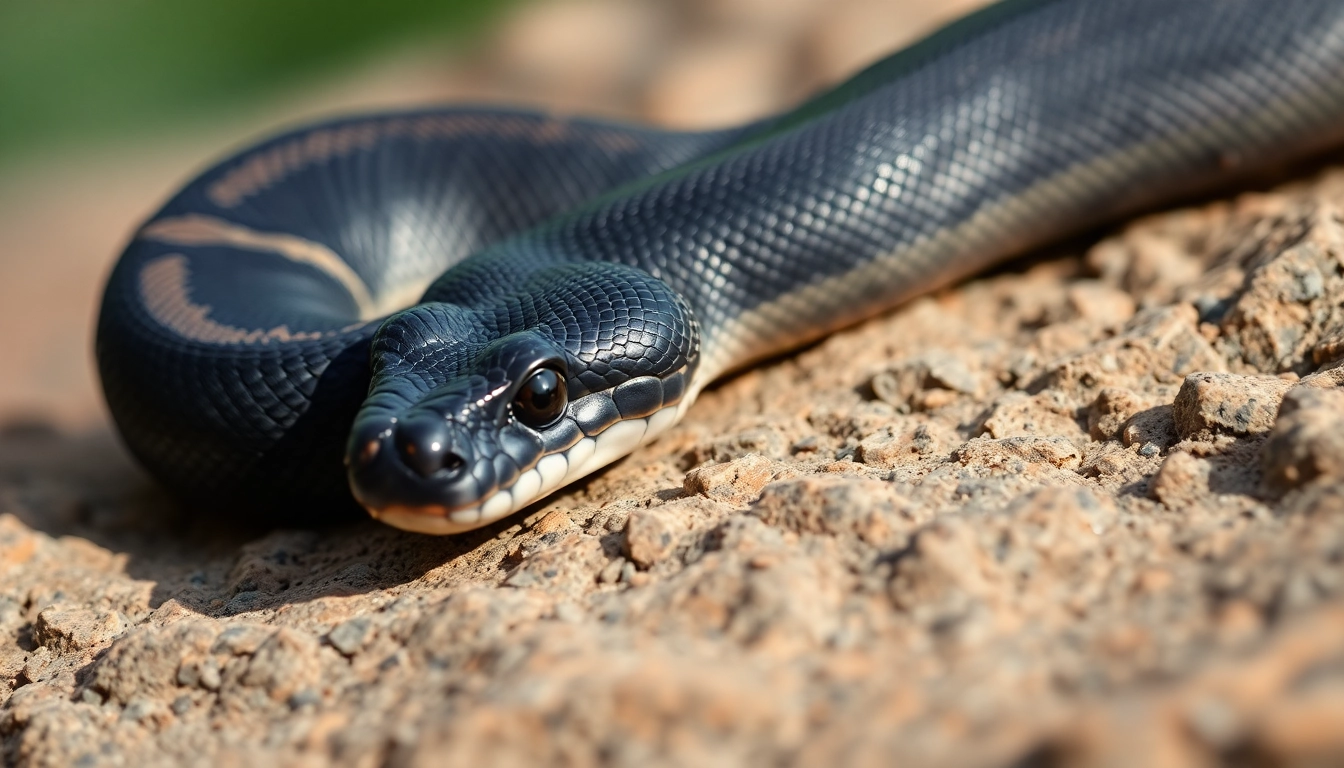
[513,368,567,429]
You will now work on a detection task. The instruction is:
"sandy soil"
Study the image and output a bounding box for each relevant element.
[4,1,1344,766]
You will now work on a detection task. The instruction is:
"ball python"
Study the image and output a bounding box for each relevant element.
[98,0,1344,534]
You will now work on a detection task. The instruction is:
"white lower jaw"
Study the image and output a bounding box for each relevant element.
[373,398,692,535]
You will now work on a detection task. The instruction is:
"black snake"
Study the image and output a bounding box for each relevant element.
[97,0,1344,533]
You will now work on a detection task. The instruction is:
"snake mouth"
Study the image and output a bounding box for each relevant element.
[366,399,689,534]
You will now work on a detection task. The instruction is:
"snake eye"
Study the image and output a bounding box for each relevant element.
[512,367,567,429]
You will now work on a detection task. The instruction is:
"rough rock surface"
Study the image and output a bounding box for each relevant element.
[5,1,1344,766]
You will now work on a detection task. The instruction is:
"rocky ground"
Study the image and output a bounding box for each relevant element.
[4,0,1344,766]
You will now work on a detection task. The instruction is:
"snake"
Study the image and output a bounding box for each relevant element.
[97,0,1344,534]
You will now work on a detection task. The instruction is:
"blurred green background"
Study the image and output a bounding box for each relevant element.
[0,0,516,168]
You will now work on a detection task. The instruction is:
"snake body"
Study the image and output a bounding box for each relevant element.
[98,0,1344,533]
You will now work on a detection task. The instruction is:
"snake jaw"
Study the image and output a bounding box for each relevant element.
[353,363,697,533]
[369,394,695,535]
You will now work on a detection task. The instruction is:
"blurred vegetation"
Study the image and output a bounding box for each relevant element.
[0,0,516,166]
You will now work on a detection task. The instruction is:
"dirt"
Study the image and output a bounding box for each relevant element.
[4,1,1344,766]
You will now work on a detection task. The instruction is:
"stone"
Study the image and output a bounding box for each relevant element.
[238,629,324,704]
[855,422,955,467]
[1066,281,1138,327]
[503,534,606,599]
[624,508,684,569]
[869,352,983,412]
[327,618,373,657]
[1217,207,1344,373]
[979,391,1086,442]
[1151,451,1212,507]
[1087,387,1150,441]
[87,623,217,707]
[954,436,1083,471]
[1172,372,1294,440]
[751,475,910,545]
[1042,305,1226,397]
[683,454,793,505]
[32,608,124,653]
[1261,387,1344,491]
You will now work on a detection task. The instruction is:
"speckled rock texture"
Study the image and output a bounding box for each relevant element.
[5,1,1344,766]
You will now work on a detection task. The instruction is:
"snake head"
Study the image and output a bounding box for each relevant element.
[347,263,699,534]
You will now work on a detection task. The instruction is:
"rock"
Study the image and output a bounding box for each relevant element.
[211,624,273,657]
[1217,206,1344,373]
[18,647,53,687]
[1086,228,1207,306]
[1120,405,1177,452]
[503,534,606,599]
[751,475,910,545]
[1311,335,1344,366]
[855,422,955,467]
[624,508,684,568]
[1087,387,1150,441]
[1151,451,1211,507]
[407,589,550,671]
[954,436,1083,471]
[32,608,125,653]
[1172,372,1294,440]
[978,391,1085,442]
[1261,387,1344,491]
[326,617,373,657]
[691,424,791,464]
[1296,361,1344,389]
[887,517,995,627]
[87,623,217,707]
[0,514,37,570]
[238,629,324,704]
[869,352,983,411]
[683,454,794,505]
[1043,305,1226,396]
[1251,682,1344,764]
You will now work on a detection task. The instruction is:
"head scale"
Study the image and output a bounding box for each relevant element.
[346,263,698,534]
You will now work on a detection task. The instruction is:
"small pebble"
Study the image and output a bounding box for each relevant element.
[624,508,682,569]
[327,618,373,656]
[1262,387,1344,491]
[598,559,625,585]
[288,688,322,710]
[171,696,193,717]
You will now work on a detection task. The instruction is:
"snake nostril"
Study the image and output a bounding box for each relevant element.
[393,419,466,479]
[352,438,380,467]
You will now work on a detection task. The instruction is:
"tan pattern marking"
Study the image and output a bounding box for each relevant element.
[138,255,346,345]
[140,214,377,319]
[206,113,642,209]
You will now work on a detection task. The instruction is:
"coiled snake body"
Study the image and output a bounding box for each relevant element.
[98,0,1344,533]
